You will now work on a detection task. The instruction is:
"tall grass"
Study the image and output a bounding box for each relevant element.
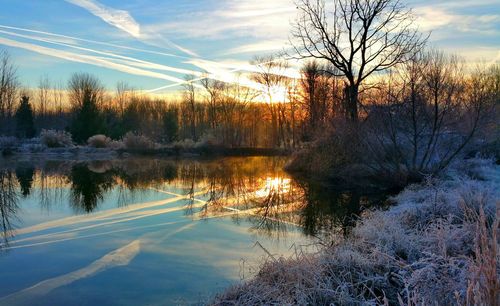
[212,158,499,305]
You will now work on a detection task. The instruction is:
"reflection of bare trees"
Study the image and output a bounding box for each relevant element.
[0,170,19,248]
[0,157,392,246]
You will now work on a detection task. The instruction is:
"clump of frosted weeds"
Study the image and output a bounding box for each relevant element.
[0,136,18,149]
[40,129,73,148]
[122,132,155,150]
[211,159,499,306]
[87,134,111,148]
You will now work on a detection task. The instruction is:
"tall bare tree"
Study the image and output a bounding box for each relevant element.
[115,81,132,116]
[37,75,51,117]
[0,50,18,134]
[201,74,225,131]
[291,0,426,122]
[68,73,104,110]
[183,74,197,140]
[52,81,65,115]
[363,51,495,181]
[251,55,290,147]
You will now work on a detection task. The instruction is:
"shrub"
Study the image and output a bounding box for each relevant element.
[108,140,124,150]
[87,134,111,148]
[0,136,18,149]
[122,132,155,150]
[171,139,196,150]
[40,129,73,148]
[194,133,222,149]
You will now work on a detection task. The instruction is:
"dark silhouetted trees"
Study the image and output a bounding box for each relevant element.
[291,0,426,122]
[163,108,178,142]
[15,95,35,138]
[68,73,106,143]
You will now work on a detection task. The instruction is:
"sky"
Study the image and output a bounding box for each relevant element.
[0,0,498,93]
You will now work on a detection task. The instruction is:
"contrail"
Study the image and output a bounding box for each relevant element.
[0,29,202,76]
[0,24,187,59]
[64,0,199,57]
[0,36,188,84]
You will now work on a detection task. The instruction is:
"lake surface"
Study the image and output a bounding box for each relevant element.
[0,157,387,305]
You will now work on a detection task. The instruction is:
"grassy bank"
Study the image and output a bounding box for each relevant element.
[213,158,499,305]
[1,134,290,159]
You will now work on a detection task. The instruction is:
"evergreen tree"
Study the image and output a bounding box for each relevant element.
[70,91,106,143]
[15,95,36,138]
[163,109,178,142]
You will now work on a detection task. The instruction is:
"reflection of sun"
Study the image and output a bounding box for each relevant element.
[255,177,291,198]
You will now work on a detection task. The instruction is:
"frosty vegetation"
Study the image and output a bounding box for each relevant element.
[213,158,499,305]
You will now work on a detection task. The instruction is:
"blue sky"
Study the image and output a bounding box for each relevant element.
[0,0,498,93]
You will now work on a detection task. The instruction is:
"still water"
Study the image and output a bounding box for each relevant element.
[0,157,387,305]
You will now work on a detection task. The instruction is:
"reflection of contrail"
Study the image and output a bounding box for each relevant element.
[0,239,141,305]
[10,190,207,237]
[3,220,189,250]
[0,223,196,305]
[195,202,304,228]
[4,195,209,250]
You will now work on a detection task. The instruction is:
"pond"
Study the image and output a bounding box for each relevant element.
[0,157,388,305]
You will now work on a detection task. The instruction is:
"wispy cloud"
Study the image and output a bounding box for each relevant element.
[223,40,287,56]
[415,6,500,35]
[143,0,294,56]
[65,0,199,57]
[65,0,141,37]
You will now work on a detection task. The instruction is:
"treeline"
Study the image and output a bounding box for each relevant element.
[1,50,320,148]
[0,44,498,182]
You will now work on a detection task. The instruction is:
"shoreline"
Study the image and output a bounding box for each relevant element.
[1,146,291,161]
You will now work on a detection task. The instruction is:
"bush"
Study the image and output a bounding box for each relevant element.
[0,136,18,149]
[122,132,155,150]
[194,133,222,149]
[171,139,196,150]
[108,140,124,150]
[87,134,111,148]
[40,129,73,148]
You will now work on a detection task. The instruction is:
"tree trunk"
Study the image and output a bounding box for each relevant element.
[344,84,359,122]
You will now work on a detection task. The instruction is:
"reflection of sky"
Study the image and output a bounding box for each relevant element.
[0,180,315,305]
[0,0,498,91]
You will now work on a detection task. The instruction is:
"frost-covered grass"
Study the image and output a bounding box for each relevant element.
[87,134,112,148]
[40,129,73,148]
[122,132,156,150]
[212,158,499,305]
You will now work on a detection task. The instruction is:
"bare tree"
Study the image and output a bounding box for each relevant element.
[37,75,51,117]
[115,81,132,116]
[251,55,290,147]
[68,73,104,110]
[363,51,495,181]
[52,80,65,115]
[183,74,197,140]
[291,0,426,122]
[0,50,18,134]
[300,60,334,138]
[201,74,225,131]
